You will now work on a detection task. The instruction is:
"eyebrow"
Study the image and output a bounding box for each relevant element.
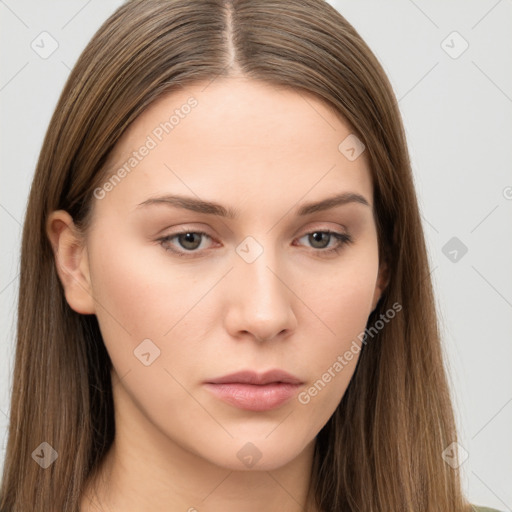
[135,192,370,218]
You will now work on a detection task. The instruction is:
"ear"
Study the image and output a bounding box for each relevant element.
[370,260,390,313]
[46,210,96,314]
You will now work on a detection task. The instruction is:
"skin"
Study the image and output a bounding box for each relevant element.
[47,77,388,512]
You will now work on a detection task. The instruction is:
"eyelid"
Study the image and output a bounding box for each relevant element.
[297,221,349,236]
[158,222,348,241]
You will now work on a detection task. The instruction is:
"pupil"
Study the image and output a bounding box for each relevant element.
[181,233,200,249]
[311,232,328,248]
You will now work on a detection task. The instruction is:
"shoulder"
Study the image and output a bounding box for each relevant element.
[471,505,504,512]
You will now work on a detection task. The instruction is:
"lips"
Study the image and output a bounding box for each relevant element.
[205,369,303,386]
[204,370,303,411]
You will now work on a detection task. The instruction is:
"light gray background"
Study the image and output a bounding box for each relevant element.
[1,1,511,509]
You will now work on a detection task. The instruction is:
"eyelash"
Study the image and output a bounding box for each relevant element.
[157,228,353,258]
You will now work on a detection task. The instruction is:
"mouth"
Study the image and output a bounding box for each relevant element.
[204,369,303,411]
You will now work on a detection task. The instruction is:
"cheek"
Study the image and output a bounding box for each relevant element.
[288,268,377,447]
[90,222,204,318]
[295,250,378,399]
[301,246,378,332]
[86,228,204,362]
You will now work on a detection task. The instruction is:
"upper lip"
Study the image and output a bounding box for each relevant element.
[206,369,302,385]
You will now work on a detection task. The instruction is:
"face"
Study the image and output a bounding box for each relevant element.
[54,77,386,472]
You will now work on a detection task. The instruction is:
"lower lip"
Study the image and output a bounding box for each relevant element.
[204,382,301,411]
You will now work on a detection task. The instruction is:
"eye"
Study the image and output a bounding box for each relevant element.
[295,230,353,256]
[156,228,353,258]
[158,229,214,257]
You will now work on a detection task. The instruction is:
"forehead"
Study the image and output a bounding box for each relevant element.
[96,77,373,217]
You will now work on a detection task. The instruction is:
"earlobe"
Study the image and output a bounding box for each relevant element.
[46,210,96,315]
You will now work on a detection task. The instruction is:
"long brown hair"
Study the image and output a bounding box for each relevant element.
[1,1,472,510]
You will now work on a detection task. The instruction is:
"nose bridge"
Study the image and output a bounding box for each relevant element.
[236,234,284,304]
[228,233,296,340]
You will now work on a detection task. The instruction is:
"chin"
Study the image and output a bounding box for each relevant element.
[197,434,315,472]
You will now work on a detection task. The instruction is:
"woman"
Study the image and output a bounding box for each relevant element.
[0,1,502,511]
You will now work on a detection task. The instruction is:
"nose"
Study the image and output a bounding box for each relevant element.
[223,244,298,343]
